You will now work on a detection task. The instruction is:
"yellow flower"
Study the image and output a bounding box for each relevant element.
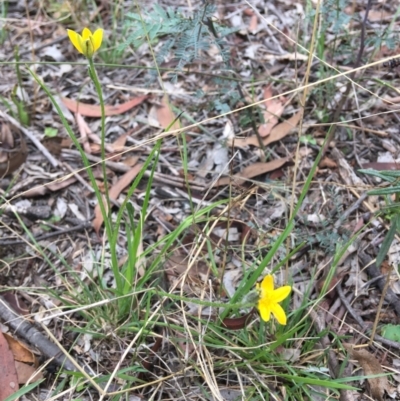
[67,28,103,59]
[257,275,291,325]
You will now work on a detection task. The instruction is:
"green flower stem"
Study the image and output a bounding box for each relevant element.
[28,67,122,292]
[88,58,111,219]
[87,58,123,293]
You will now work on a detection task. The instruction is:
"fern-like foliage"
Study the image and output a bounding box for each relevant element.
[121,3,237,78]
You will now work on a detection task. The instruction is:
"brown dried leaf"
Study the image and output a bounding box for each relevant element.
[45,176,77,192]
[360,9,391,22]
[319,156,337,168]
[264,110,302,146]
[2,291,29,316]
[1,123,14,150]
[222,310,255,330]
[41,136,72,156]
[107,133,128,162]
[0,330,19,399]
[258,86,284,138]
[4,333,35,363]
[75,113,92,154]
[154,96,180,131]
[61,95,148,117]
[122,155,139,167]
[248,14,258,34]
[344,343,392,401]
[93,163,143,236]
[362,162,400,171]
[164,251,211,295]
[214,157,290,187]
[228,111,302,148]
[0,133,28,177]
[14,361,43,384]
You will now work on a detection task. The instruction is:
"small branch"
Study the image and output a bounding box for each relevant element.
[0,221,92,246]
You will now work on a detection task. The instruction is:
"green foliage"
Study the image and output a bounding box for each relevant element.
[381,324,400,342]
[360,169,400,267]
[319,0,351,33]
[0,0,8,45]
[121,3,237,79]
[295,187,349,255]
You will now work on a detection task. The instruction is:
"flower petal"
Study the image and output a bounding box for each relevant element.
[272,286,291,303]
[258,300,271,322]
[261,275,274,292]
[67,29,84,54]
[82,27,92,40]
[270,303,287,325]
[91,29,103,52]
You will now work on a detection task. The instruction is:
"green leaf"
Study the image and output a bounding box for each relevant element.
[376,215,398,268]
[300,134,317,145]
[358,168,398,183]
[381,324,400,342]
[3,380,45,401]
[44,127,58,137]
[368,186,400,196]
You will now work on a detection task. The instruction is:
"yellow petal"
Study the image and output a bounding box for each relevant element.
[67,29,84,54]
[91,28,103,52]
[270,303,287,325]
[272,286,291,303]
[82,27,92,40]
[258,299,271,322]
[261,275,274,292]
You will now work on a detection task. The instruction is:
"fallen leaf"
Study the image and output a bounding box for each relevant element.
[93,163,143,236]
[344,343,392,401]
[1,291,29,316]
[164,251,213,295]
[61,95,148,117]
[45,176,77,192]
[362,162,400,171]
[0,132,28,178]
[248,14,258,33]
[41,136,72,156]
[228,111,302,148]
[14,361,43,384]
[319,156,337,168]
[122,155,139,167]
[150,96,180,131]
[0,330,19,399]
[258,86,284,138]
[222,310,255,330]
[75,113,93,154]
[214,157,290,187]
[4,333,35,363]
[107,133,128,162]
[264,110,302,146]
[360,9,391,22]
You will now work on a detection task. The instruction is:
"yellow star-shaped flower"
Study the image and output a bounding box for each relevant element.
[257,275,291,325]
[67,28,103,59]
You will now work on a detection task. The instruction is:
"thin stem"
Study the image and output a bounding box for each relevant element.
[88,58,123,293]
[88,58,111,218]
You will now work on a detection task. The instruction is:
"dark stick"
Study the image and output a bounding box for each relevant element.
[0,296,77,371]
[0,221,92,246]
